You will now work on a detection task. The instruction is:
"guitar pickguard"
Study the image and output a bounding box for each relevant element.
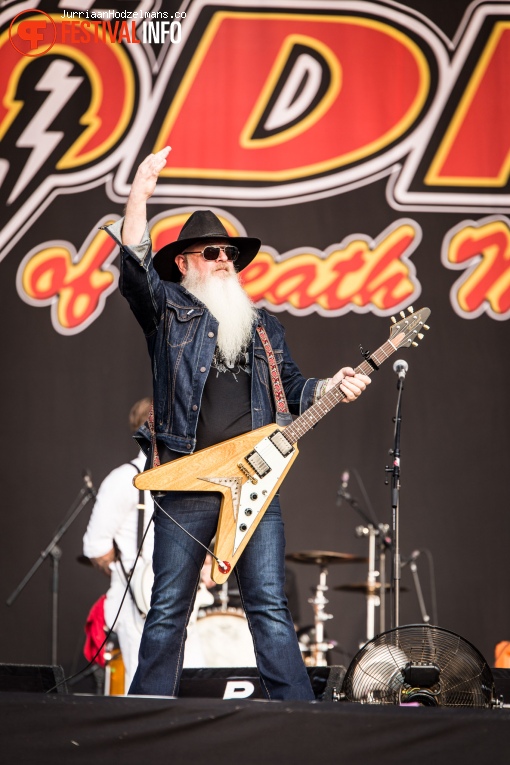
[198,476,243,524]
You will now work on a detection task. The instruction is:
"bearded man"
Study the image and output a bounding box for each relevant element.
[104,146,370,700]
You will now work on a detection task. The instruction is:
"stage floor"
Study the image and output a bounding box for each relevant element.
[2,691,510,765]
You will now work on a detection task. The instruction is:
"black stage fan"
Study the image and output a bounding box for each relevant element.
[341,624,498,708]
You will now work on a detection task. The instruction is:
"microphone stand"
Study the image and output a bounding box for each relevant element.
[6,478,97,665]
[386,374,405,629]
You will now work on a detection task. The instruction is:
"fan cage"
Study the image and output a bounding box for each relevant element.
[341,624,496,708]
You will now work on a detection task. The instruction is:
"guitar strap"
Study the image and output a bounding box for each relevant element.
[147,405,161,468]
[256,325,293,426]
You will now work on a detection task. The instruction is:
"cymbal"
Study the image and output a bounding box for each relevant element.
[285,550,368,565]
[334,582,408,594]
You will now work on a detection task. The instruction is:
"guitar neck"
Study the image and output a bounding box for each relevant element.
[283,337,402,445]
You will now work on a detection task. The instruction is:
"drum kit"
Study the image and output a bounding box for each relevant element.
[101,545,393,693]
[98,531,403,692]
[286,549,377,666]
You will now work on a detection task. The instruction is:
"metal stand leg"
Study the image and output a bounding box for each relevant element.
[50,545,62,666]
[308,566,334,666]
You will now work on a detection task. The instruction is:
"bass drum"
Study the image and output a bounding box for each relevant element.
[184,608,257,668]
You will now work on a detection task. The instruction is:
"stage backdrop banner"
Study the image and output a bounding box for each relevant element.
[1,0,509,674]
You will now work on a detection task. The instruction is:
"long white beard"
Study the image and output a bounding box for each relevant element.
[182,265,257,366]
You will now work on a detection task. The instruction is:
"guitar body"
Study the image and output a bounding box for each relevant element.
[134,424,299,583]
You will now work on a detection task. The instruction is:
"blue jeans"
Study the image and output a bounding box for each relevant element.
[129,491,314,700]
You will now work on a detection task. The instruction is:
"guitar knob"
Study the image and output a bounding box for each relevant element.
[418,333,424,340]
[250,493,258,501]
[390,316,397,324]
[408,305,414,313]
[239,523,248,532]
[424,324,430,331]
[400,311,406,318]
[244,508,253,516]
[411,341,418,347]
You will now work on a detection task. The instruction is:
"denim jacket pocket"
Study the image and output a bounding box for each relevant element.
[166,302,204,348]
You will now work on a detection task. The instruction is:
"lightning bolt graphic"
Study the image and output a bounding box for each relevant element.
[8,60,84,204]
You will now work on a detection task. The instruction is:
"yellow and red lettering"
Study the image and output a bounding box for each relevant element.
[155,11,429,181]
[444,219,510,317]
[241,224,420,313]
[426,22,510,187]
[19,226,118,332]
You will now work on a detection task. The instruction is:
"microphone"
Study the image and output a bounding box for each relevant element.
[402,549,421,567]
[82,470,97,498]
[336,470,350,506]
[393,359,408,380]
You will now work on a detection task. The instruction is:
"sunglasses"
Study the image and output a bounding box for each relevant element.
[183,245,239,262]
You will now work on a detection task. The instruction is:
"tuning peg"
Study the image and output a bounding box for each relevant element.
[407,306,414,313]
[400,311,406,318]
[411,341,418,347]
[390,316,396,323]
[423,324,430,331]
[417,333,424,340]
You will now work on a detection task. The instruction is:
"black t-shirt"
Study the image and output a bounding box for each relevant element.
[195,346,252,451]
[158,345,252,463]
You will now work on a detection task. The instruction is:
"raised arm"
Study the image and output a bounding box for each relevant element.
[122,146,171,245]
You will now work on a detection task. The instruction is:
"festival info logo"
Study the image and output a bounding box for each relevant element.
[9,9,57,57]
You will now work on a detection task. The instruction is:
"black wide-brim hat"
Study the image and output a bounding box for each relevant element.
[153,210,261,282]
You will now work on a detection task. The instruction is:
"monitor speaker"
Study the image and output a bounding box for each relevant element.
[179,665,345,700]
[0,663,67,694]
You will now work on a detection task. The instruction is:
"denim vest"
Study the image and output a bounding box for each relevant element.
[104,219,320,455]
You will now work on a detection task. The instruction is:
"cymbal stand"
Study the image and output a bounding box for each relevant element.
[355,525,378,641]
[308,565,334,666]
[218,582,229,612]
[378,534,388,633]
[340,481,391,641]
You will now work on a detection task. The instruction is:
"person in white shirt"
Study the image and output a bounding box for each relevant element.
[83,398,154,690]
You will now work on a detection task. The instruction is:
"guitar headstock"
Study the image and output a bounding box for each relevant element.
[389,306,431,349]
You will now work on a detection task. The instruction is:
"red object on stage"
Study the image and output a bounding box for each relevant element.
[83,595,107,667]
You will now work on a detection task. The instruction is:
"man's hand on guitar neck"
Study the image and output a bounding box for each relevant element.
[122,146,171,246]
[326,366,371,402]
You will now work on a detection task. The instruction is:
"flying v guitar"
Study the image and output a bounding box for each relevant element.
[134,307,431,583]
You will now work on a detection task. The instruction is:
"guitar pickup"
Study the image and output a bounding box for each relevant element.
[246,450,271,478]
[269,430,294,457]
